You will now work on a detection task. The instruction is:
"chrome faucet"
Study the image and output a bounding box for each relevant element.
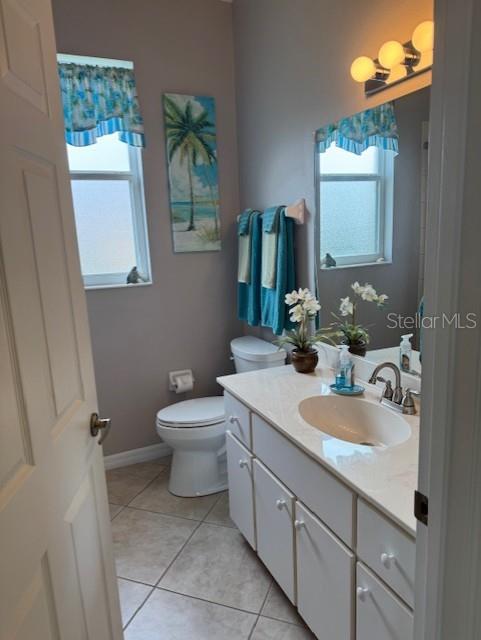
[369,362,403,405]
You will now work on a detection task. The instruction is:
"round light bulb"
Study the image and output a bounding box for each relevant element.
[350,56,376,83]
[412,20,434,52]
[378,41,405,69]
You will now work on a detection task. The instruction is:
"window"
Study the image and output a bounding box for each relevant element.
[318,143,394,268]
[67,133,151,288]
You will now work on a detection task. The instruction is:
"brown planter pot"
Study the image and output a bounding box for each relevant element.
[345,340,367,357]
[291,348,318,374]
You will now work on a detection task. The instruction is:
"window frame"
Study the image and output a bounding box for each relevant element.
[316,145,394,269]
[69,143,152,289]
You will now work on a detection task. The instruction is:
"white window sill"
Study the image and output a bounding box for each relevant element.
[85,281,153,291]
[320,260,392,271]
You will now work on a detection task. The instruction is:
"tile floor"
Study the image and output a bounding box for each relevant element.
[107,458,315,639]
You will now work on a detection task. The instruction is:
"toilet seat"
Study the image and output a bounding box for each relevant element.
[156,397,225,429]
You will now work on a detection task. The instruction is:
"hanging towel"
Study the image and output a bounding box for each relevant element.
[261,206,281,288]
[238,211,262,326]
[261,208,296,335]
[238,209,254,283]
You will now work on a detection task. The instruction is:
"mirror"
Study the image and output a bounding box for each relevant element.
[316,87,430,377]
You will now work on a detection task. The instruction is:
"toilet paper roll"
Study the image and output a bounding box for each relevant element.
[174,373,194,394]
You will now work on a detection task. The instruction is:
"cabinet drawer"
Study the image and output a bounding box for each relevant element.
[296,501,355,640]
[357,563,413,640]
[253,460,296,603]
[226,432,256,548]
[252,413,354,546]
[224,392,251,449]
[357,499,415,607]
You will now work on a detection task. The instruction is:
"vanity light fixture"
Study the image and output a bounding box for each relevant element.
[350,20,434,96]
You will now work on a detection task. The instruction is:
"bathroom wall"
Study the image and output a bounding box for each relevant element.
[52,0,241,455]
[233,0,433,348]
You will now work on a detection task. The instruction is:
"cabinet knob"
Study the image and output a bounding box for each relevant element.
[357,587,369,602]
[238,459,248,469]
[229,415,239,425]
[381,552,396,568]
[294,520,305,530]
[276,499,287,510]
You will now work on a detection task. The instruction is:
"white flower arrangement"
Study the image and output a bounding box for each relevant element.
[320,282,389,351]
[276,288,322,352]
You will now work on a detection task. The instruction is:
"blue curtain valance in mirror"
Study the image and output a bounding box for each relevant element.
[58,63,145,147]
[316,102,398,155]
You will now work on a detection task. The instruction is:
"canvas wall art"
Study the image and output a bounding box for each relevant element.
[163,93,221,252]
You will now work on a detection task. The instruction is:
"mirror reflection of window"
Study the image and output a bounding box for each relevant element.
[319,143,395,267]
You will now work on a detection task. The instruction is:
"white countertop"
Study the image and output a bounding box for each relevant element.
[217,364,419,537]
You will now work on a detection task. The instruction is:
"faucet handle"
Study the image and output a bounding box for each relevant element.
[380,378,394,401]
[373,376,394,401]
[402,388,418,415]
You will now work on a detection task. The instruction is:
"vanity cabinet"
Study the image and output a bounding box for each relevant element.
[253,460,296,602]
[296,501,355,640]
[252,413,354,547]
[226,431,256,549]
[356,563,414,640]
[224,396,415,640]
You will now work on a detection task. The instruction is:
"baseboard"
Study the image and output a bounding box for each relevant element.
[104,443,172,470]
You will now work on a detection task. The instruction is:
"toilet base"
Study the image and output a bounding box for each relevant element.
[168,450,227,497]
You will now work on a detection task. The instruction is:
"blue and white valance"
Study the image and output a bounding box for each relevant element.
[58,63,145,147]
[316,102,398,155]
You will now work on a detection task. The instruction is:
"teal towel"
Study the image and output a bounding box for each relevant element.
[238,211,262,326]
[238,209,253,236]
[261,208,296,335]
[238,209,254,283]
[261,206,280,289]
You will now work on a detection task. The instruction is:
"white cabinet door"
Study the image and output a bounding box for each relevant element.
[226,432,256,548]
[357,563,413,640]
[296,502,355,640]
[253,460,296,603]
[0,0,122,637]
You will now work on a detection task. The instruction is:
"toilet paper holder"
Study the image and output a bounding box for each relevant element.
[169,369,195,393]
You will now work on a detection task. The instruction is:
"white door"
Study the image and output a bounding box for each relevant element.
[357,564,413,640]
[295,501,355,640]
[253,460,295,603]
[226,432,256,548]
[0,0,123,638]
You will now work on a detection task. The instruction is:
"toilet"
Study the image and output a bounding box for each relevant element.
[156,336,286,497]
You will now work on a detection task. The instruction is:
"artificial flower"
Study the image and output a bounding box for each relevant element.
[339,296,354,317]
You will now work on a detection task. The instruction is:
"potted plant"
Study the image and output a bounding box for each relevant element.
[276,288,323,373]
[320,282,388,357]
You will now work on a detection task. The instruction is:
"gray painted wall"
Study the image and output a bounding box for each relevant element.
[233,0,433,348]
[52,0,241,455]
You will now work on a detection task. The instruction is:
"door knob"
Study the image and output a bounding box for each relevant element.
[294,520,305,530]
[90,413,112,445]
[381,552,396,568]
[239,459,249,469]
[357,587,369,602]
[276,499,287,510]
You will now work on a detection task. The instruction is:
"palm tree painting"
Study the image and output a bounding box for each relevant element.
[163,93,221,252]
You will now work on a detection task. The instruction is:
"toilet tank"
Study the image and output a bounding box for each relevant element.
[230,336,286,373]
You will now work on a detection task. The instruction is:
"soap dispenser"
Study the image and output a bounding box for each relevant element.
[400,333,413,372]
[336,345,353,389]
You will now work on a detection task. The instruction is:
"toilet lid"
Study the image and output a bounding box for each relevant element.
[156,397,225,428]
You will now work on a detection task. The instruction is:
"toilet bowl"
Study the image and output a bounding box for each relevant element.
[156,337,286,498]
[156,397,227,497]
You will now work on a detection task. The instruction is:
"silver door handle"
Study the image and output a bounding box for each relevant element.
[90,413,112,445]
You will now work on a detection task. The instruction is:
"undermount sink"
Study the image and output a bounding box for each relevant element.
[298,395,411,448]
